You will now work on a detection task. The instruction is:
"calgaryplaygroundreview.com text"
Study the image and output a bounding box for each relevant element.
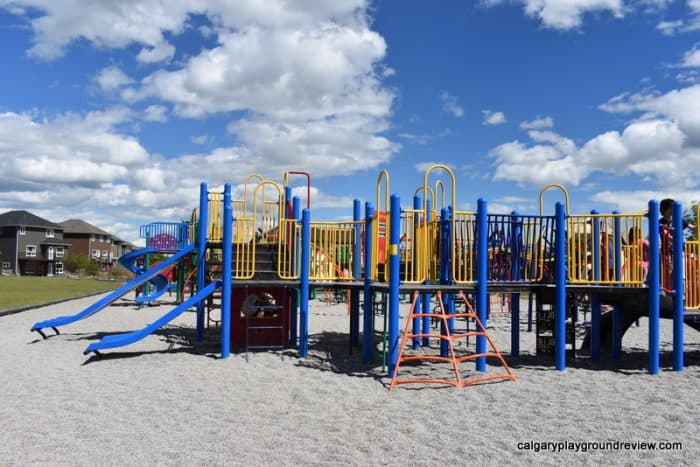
[516,440,683,453]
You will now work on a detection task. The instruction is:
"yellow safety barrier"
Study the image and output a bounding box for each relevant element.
[453,211,476,284]
[566,213,645,285]
[308,222,359,281]
[207,192,224,242]
[373,170,390,282]
[277,218,301,279]
[399,209,427,283]
[232,217,255,279]
[686,240,700,310]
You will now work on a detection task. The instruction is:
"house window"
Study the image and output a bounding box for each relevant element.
[25,263,33,274]
[107,238,111,244]
[55,247,65,258]
[26,245,37,257]
[92,249,101,259]
[55,262,64,274]
[90,235,95,241]
[100,236,104,243]
[1,261,10,269]
[46,228,54,238]
[19,226,26,235]
[102,250,109,258]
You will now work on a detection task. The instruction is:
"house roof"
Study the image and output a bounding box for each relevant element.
[58,219,112,236]
[0,210,63,229]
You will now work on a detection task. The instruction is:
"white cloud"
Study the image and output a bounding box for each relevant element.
[520,116,554,129]
[95,66,133,92]
[440,92,464,118]
[483,0,625,30]
[136,41,175,64]
[191,135,210,145]
[490,84,700,193]
[143,104,168,122]
[482,110,507,126]
[680,47,700,68]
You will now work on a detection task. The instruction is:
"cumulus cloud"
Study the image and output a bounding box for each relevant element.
[440,92,464,118]
[482,0,625,30]
[143,105,168,122]
[490,84,700,194]
[520,116,554,129]
[95,66,133,92]
[482,110,507,126]
[679,46,700,68]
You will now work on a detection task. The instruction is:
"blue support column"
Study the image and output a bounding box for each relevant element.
[672,201,684,371]
[476,199,488,372]
[591,209,601,362]
[612,211,623,360]
[299,208,311,357]
[351,199,362,348]
[554,202,567,371]
[289,196,301,347]
[421,198,432,347]
[648,200,660,374]
[196,182,209,342]
[362,203,375,363]
[412,195,422,350]
[440,207,450,358]
[221,184,232,359]
[387,195,401,378]
[510,211,521,357]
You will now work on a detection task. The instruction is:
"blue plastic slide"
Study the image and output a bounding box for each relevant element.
[118,247,174,304]
[31,244,196,338]
[84,281,220,355]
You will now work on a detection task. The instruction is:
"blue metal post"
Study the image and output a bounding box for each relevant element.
[511,211,521,357]
[554,202,567,371]
[440,207,450,358]
[421,198,432,347]
[672,201,684,371]
[476,199,488,372]
[289,196,301,347]
[611,211,623,360]
[196,182,209,342]
[648,200,660,375]
[591,209,601,361]
[362,203,375,363]
[299,208,311,357]
[221,184,232,359]
[388,195,401,377]
[351,199,362,348]
[412,195,422,349]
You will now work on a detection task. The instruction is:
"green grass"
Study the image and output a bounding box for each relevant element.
[0,276,120,312]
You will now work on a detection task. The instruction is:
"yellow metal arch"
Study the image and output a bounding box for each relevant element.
[539,183,570,216]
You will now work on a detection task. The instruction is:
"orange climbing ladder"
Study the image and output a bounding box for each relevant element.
[389,290,516,390]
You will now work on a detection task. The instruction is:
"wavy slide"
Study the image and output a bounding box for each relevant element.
[84,281,220,355]
[118,248,174,304]
[31,244,196,338]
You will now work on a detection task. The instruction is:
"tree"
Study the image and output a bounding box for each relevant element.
[685,202,698,241]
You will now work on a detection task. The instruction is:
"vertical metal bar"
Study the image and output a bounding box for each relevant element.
[476,198,487,372]
[555,202,567,371]
[648,200,660,375]
[672,201,684,371]
[412,195,421,349]
[422,198,432,347]
[196,182,208,342]
[351,199,362,348]
[388,194,401,378]
[612,211,622,360]
[591,209,601,361]
[221,184,232,359]
[289,196,301,347]
[299,208,311,357]
[511,211,521,357]
[363,203,375,363]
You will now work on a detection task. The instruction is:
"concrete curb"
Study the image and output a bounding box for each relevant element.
[0,290,116,318]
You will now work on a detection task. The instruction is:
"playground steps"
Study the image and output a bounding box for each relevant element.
[389,291,516,391]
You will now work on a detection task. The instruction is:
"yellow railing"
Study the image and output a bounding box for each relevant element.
[453,211,476,284]
[399,209,427,283]
[686,240,700,310]
[277,218,301,279]
[309,222,360,281]
[232,218,255,279]
[566,213,645,285]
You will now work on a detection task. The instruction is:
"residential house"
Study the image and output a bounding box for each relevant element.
[0,210,70,276]
[58,219,132,272]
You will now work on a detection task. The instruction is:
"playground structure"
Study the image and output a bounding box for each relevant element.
[30,165,700,387]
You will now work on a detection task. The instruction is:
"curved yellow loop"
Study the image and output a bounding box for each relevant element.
[539,183,570,216]
[243,173,265,213]
[434,179,446,211]
[422,164,457,282]
[414,185,435,206]
[376,169,390,213]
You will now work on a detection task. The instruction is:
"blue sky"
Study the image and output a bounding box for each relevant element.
[0,0,698,244]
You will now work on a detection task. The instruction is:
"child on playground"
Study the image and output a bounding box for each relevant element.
[660,198,695,231]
